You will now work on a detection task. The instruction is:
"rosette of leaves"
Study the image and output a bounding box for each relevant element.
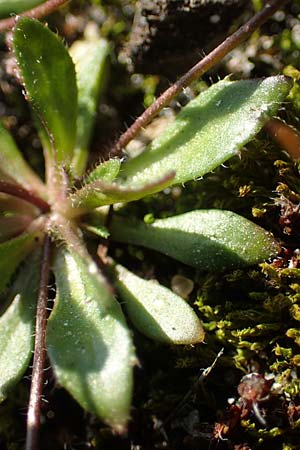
[0,17,292,432]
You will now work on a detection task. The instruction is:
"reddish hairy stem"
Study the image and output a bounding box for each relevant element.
[111,0,289,156]
[0,0,69,32]
[0,181,50,212]
[26,234,51,450]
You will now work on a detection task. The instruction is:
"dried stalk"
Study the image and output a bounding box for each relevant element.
[26,234,51,450]
[111,0,289,156]
[0,0,69,32]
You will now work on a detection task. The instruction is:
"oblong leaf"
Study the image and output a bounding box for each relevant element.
[0,250,41,402]
[70,171,175,209]
[110,210,280,271]
[112,263,204,344]
[13,17,78,165]
[0,0,43,18]
[70,172,175,210]
[70,38,110,176]
[119,76,292,189]
[0,122,46,195]
[47,249,135,431]
[0,231,43,294]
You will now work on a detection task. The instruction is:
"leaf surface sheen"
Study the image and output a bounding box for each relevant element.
[47,249,135,431]
[12,17,77,165]
[0,250,41,402]
[113,263,205,344]
[110,210,280,271]
[119,76,292,188]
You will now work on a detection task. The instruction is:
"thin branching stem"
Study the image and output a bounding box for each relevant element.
[0,0,69,32]
[26,234,51,450]
[111,0,289,156]
[0,181,50,212]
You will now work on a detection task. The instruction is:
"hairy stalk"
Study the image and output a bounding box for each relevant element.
[0,0,69,32]
[111,0,289,156]
[0,181,50,212]
[26,234,51,450]
[51,209,96,261]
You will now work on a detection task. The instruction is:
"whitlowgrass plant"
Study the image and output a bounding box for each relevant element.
[0,5,291,444]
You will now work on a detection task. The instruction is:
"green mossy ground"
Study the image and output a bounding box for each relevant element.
[2,1,300,449]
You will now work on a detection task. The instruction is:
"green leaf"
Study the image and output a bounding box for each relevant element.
[0,231,43,294]
[13,17,78,165]
[119,76,292,189]
[0,250,41,402]
[0,122,46,195]
[110,210,280,271]
[81,223,110,239]
[112,263,204,344]
[85,159,121,184]
[70,171,175,209]
[70,38,110,176]
[0,0,43,18]
[80,211,110,239]
[47,249,135,431]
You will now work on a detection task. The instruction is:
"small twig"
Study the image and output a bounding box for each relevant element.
[0,181,50,212]
[26,234,51,450]
[199,348,224,381]
[162,348,224,428]
[111,0,289,156]
[0,0,69,32]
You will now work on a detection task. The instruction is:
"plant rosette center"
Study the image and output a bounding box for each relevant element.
[0,11,293,442]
